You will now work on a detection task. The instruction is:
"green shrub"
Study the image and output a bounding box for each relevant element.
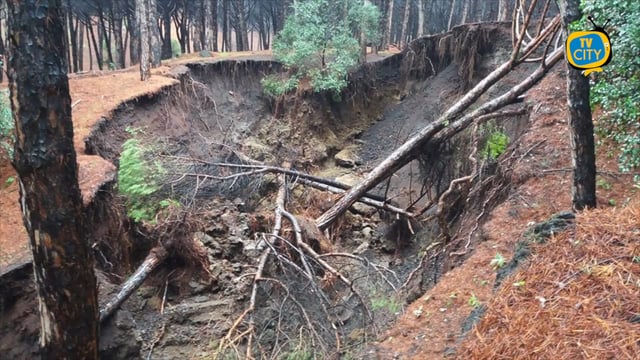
[117,138,168,222]
[481,130,509,160]
[260,75,299,97]
[268,0,380,96]
[577,0,640,176]
[171,39,182,58]
[0,89,13,160]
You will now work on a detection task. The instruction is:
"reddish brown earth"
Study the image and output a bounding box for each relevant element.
[372,68,638,359]
[0,65,177,269]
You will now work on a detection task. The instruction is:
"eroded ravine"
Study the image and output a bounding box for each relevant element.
[0,22,536,359]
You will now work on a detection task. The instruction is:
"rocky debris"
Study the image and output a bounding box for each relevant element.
[334,145,363,168]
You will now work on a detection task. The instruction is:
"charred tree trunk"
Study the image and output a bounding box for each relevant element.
[87,19,104,70]
[557,0,596,210]
[222,0,230,51]
[211,0,219,51]
[382,0,393,49]
[6,0,99,358]
[128,1,141,65]
[161,3,173,59]
[113,0,126,68]
[235,0,249,51]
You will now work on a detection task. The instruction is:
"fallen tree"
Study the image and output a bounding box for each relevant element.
[315,8,562,231]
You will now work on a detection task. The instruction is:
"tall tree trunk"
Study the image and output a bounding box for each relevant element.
[137,0,151,79]
[258,5,269,50]
[417,0,424,37]
[461,0,470,24]
[98,5,114,67]
[148,0,162,66]
[447,0,457,30]
[399,0,411,49]
[382,0,394,49]
[557,0,596,210]
[87,20,104,70]
[498,0,509,21]
[113,0,126,68]
[211,0,219,51]
[161,4,173,58]
[6,1,99,358]
[128,2,141,65]
[78,21,84,71]
[222,0,230,51]
[67,1,79,73]
[235,0,249,51]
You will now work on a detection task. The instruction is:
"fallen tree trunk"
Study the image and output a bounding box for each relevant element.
[99,246,168,322]
[316,45,563,231]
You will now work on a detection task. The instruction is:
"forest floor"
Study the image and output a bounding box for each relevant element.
[1,43,638,359]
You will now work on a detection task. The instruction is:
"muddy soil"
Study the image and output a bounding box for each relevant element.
[0,22,542,359]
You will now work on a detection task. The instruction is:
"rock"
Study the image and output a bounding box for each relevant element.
[334,145,362,168]
[362,226,373,238]
[335,173,362,187]
[354,241,370,254]
[352,202,377,216]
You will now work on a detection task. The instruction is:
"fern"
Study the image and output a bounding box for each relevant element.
[117,139,166,222]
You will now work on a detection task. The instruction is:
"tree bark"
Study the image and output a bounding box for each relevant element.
[222,0,230,51]
[113,0,126,68]
[128,1,141,65]
[211,0,219,51]
[100,247,168,321]
[447,0,457,30]
[400,0,410,49]
[137,0,151,80]
[461,0,470,24]
[382,0,393,49]
[161,2,173,59]
[557,0,596,210]
[498,0,509,21]
[6,1,99,358]
[417,0,424,37]
[148,0,162,66]
[235,0,249,51]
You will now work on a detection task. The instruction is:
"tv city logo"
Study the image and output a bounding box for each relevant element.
[565,17,612,76]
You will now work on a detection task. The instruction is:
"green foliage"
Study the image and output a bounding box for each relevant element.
[117,138,168,222]
[490,253,506,270]
[481,129,510,160]
[467,294,481,309]
[0,89,14,159]
[261,74,299,97]
[269,0,380,96]
[171,39,182,58]
[371,294,401,313]
[579,0,640,175]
